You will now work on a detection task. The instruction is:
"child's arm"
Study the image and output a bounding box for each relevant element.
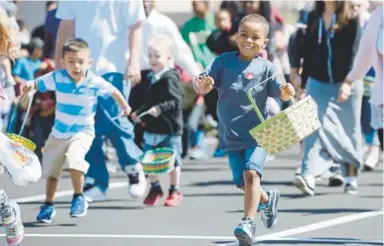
[193,56,222,95]
[97,80,131,116]
[110,88,131,116]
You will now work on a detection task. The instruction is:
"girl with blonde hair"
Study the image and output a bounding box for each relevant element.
[0,7,25,246]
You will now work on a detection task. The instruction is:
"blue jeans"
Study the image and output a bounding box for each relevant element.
[143,135,183,168]
[85,73,142,192]
[228,146,267,188]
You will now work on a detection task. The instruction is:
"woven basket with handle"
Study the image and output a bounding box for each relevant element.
[247,74,321,156]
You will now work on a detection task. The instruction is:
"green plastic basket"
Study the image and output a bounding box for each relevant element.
[247,74,321,156]
[139,147,175,174]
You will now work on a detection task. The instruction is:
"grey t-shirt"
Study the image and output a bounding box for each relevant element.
[205,52,282,151]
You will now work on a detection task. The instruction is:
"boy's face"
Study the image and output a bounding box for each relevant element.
[61,49,92,82]
[215,10,232,31]
[236,21,269,59]
[148,46,171,74]
[31,48,43,59]
[192,1,208,18]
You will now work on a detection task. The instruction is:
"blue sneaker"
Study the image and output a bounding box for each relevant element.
[36,204,56,223]
[234,219,256,246]
[213,148,227,158]
[260,188,280,229]
[70,195,89,218]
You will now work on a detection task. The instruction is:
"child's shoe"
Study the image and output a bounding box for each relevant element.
[143,186,164,206]
[164,191,183,207]
[36,204,56,223]
[3,201,24,245]
[234,218,256,246]
[344,183,358,195]
[70,195,89,217]
[260,188,280,229]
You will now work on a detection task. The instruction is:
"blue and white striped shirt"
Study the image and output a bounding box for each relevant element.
[35,69,115,139]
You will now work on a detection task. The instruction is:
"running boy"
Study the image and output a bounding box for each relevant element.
[194,14,295,245]
[24,38,132,223]
[131,35,183,207]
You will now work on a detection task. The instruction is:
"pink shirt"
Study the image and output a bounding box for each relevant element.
[347,6,383,106]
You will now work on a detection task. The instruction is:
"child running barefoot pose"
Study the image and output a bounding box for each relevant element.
[131,35,184,207]
[24,39,131,223]
[0,8,25,246]
[194,14,295,245]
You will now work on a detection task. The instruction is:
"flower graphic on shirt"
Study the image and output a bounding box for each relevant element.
[244,72,255,80]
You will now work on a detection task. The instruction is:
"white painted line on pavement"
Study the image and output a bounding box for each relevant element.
[221,209,384,245]
[0,233,234,240]
[14,182,128,203]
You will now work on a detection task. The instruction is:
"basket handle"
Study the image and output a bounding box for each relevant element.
[246,73,296,123]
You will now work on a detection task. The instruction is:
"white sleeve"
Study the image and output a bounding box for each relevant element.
[163,16,200,76]
[122,0,146,28]
[55,1,75,20]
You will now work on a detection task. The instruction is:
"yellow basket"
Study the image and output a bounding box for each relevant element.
[140,148,175,174]
[5,133,36,152]
[247,74,321,155]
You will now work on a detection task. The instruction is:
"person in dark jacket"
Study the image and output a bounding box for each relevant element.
[131,35,184,207]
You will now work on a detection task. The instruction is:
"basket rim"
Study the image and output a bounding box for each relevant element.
[139,147,176,165]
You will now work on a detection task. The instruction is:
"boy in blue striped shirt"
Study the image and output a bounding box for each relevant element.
[24,39,131,223]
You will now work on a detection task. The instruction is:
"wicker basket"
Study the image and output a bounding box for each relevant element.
[247,75,321,156]
[5,133,36,152]
[140,147,175,174]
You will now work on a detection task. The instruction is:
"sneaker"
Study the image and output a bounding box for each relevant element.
[36,204,56,223]
[70,195,89,218]
[328,174,344,187]
[344,183,358,195]
[84,185,107,203]
[364,146,380,171]
[260,188,280,229]
[3,202,24,245]
[189,148,208,160]
[294,175,315,196]
[125,164,146,198]
[234,219,256,246]
[213,148,227,158]
[164,191,183,207]
[143,186,164,206]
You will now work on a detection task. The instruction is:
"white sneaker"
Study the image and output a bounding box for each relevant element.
[3,201,25,245]
[294,175,315,196]
[364,146,380,171]
[84,186,107,203]
[189,148,208,160]
[125,164,146,198]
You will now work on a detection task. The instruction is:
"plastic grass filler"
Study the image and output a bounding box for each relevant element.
[247,73,321,156]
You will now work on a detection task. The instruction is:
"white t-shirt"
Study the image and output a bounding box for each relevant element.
[56,0,146,75]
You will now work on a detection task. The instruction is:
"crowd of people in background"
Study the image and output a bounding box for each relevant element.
[0,0,382,245]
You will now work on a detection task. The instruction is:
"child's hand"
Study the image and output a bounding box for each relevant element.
[22,81,35,94]
[148,106,160,118]
[280,83,295,101]
[193,74,214,95]
[122,105,132,116]
[130,112,138,122]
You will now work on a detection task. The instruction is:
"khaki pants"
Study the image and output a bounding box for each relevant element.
[42,132,93,178]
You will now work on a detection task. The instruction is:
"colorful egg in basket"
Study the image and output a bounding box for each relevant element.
[5,133,37,152]
[140,147,175,174]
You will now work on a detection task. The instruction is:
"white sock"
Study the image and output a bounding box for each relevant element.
[345,176,357,186]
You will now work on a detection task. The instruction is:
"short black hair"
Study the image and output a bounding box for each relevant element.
[27,37,44,54]
[62,38,89,57]
[238,14,270,37]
